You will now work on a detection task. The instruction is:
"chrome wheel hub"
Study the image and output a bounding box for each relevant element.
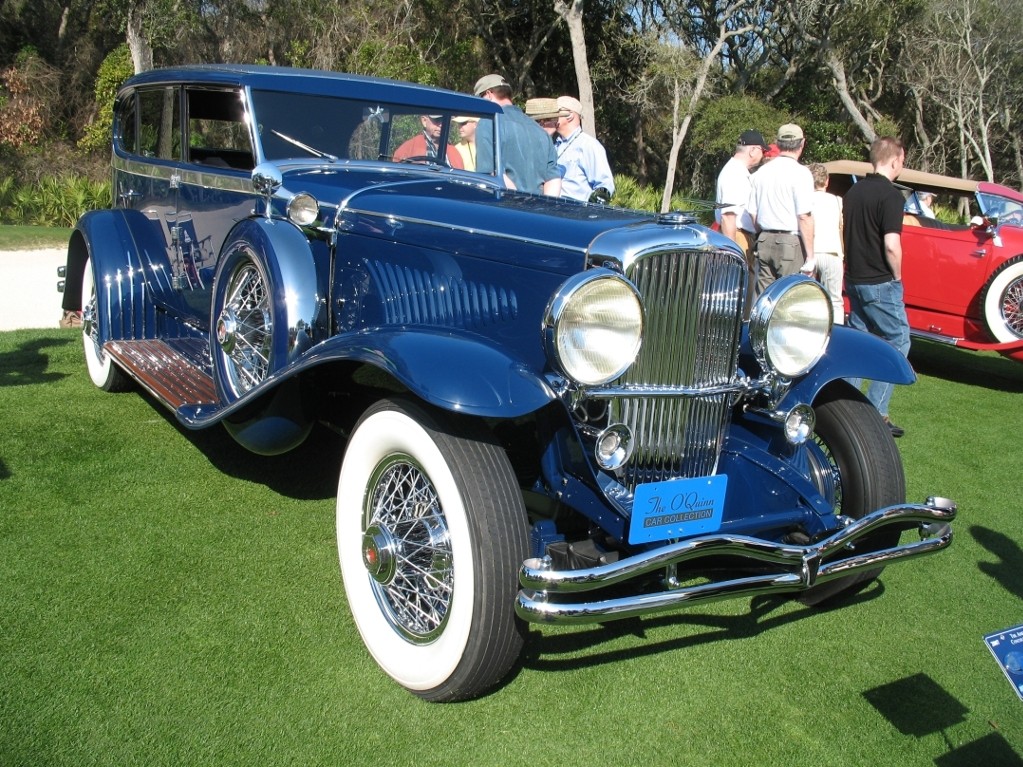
[364,457,453,643]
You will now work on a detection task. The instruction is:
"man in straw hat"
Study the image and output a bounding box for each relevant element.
[472,74,561,196]
[525,97,561,139]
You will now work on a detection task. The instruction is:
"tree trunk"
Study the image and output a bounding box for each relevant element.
[659,37,720,213]
[554,0,596,135]
[824,47,876,143]
[126,1,154,74]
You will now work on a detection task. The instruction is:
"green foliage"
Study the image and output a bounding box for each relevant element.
[691,96,789,159]
[284,39,314,69]
[0,175,111,227]
[611,174,663,212]
[687,96,791,194]
[79,45,134,154]
[611,174,716,225]
[350,42,439,85]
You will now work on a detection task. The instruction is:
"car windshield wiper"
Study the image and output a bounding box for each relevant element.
[270,130,338,162]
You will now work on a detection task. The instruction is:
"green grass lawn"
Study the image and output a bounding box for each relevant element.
[0,225,73,250]
[2,330,1021,766]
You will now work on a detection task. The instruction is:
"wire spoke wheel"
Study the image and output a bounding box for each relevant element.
[216,260,273,397]
[982,257,1023,343]
[363,456,453,642]
[801,381,905,606]
[998,273,1023,336]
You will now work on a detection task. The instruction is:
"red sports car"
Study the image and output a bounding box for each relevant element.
[825,160,1023,363]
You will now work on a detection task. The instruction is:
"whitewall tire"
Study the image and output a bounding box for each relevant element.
[336,397,529,701]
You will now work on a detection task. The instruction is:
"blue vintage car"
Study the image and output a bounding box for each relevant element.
[60,65,955,702]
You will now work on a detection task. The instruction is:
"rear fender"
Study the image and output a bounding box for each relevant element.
[69,209,174,342]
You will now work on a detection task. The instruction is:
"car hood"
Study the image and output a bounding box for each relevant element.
[274,164,722,273]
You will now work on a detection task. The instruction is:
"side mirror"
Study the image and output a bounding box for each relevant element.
[252,163,283,219]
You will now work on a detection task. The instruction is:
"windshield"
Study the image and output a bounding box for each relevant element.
[977,191,1023,227]
[249,89,495,177]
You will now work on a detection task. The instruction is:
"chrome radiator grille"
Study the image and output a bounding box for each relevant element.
[611,248,746,490]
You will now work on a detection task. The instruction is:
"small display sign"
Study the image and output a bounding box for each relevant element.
[630,474,727,544]
[983,623,1023,701]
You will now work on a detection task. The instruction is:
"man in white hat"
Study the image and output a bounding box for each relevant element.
[552,96,615,203]
[472,74,561,196]
[748,123,816,293]
[452,116,479,171]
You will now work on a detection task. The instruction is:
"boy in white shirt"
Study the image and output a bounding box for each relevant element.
[810,163,845,324]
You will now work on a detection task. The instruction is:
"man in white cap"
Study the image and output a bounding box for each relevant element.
[472,74,561,196]
[748,122,816,294]
[553,96,615,203]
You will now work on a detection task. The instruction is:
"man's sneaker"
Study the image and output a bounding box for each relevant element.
[59,310,82,329]
[883,417,904,438]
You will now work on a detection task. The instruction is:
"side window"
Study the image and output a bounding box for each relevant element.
[186,89,254,170]
[349,108,386,161]
[115,94,138,154]
[138,87,181,160]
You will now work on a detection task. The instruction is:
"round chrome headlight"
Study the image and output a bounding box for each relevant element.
[287,193,319,226]
[544,270,643,386]
[748,276,832,378]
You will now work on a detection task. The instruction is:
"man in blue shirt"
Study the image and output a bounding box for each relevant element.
[553,96,615,203]
[473,74,561,196]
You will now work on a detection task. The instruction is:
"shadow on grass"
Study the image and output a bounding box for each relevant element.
[971,525,1023,602]
[0,335,74,387]
[863,673,1023,766]
[909,339,1023,393]
[863,673,969,736]
[519,579,885,674]
[935,733,1023,766]
[140,388,344,501]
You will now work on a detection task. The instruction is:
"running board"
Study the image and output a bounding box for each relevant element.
[516,497,956,625]
[106,339,218,411]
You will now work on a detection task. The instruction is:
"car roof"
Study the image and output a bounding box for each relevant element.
[121,64,503,118]
[824,160,1023,204]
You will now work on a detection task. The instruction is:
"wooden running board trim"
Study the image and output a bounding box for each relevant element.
[106,339,218,411]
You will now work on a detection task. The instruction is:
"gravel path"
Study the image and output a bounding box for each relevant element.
[0,248,68,331]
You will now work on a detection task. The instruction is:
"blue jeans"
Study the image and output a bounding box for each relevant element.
[846,280,911,417]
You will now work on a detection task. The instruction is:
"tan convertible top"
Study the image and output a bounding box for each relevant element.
[823,160,980,194]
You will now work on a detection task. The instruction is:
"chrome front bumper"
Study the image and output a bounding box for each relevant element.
[516,497,956,625]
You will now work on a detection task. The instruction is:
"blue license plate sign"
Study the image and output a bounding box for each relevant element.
[629,475,728,544]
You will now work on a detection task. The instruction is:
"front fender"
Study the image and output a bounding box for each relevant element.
[306,328,556,418]
[178,326,556,429]
[784,324,916,405]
